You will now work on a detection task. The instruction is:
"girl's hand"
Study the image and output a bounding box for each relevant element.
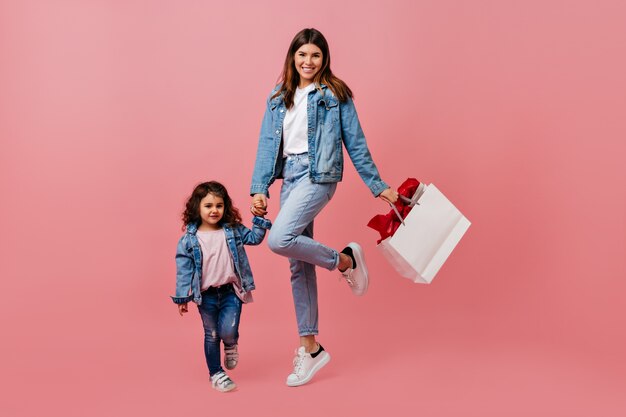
[378,188,399,204]
[251,194,268,216]
[178,303,188,316]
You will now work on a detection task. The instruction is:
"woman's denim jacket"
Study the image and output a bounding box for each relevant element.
[250,84,389,198]
[171,217,271,306]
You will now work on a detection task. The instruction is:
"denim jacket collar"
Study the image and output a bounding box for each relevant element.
[269,83,332,108]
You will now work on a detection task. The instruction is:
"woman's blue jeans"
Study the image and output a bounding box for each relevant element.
[197,284,242,376]
[267,153,339,336]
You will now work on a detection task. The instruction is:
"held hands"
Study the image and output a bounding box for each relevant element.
[250,194,268,217]
[178,303,188,316]
[378,188,399,204]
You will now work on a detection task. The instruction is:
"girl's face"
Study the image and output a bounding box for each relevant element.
[294,43,323,88]
[199,193,224,230]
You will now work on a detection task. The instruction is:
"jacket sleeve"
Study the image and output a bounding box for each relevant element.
[237,217,272,246]
[171,236,194,304]
[250,93,278,198]
[339,97,389,197]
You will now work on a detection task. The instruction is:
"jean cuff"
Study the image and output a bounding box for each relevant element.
[171,295,193,304]
[330,249,340,271]
[252,216,272,229]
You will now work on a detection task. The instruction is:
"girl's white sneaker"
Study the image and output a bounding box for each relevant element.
[286,345,331,387]
[211,371,237,392]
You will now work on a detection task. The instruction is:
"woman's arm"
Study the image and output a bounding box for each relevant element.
[250,94,279,198]
[339,97,394,199]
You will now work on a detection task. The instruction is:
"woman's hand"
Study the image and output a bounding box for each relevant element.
[378,188,399,204]
[178,303,188,316]
[251,194,268,216]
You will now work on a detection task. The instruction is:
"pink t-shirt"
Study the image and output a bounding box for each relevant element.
[196,229,237,291]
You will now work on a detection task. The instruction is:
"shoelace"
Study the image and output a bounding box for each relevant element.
[341,269,355,287]
[292,349,306,376]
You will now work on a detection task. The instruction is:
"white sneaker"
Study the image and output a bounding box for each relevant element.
[286,345,331,387]
[224,345,239,370]
[340,242,369,296]
[211,371,237,392]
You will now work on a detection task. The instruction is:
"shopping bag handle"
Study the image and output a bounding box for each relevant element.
[400,188,422,207]
[388,201,406,225]
[389,183,425,225]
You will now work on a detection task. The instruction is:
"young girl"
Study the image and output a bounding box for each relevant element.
[172,181,271,392]
[250,28,398,386]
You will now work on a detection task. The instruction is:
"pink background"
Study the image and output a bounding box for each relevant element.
[1,0,625,415]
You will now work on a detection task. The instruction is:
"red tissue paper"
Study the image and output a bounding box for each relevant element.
[367,178,421,243]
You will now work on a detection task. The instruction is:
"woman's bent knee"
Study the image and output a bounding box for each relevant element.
[267,231,293,255]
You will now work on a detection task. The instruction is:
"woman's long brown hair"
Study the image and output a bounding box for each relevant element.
[273,28,353,109]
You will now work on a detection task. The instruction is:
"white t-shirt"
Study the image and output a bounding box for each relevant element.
[196,229,237,291]
[282,83,316,157]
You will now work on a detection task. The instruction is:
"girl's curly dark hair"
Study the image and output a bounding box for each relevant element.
[182,181,242,230]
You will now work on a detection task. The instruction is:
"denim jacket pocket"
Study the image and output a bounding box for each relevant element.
[318,98,339,128]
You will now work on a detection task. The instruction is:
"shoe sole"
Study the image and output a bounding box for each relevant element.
[213,384,237,393]
[286,352,331,387]
[212,379,237,392]
[348,242,368,296]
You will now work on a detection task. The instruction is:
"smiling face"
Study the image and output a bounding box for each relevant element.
[198,193,224,230]
[294,43,323,88]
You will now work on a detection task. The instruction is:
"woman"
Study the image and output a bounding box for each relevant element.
[250,28,398,387]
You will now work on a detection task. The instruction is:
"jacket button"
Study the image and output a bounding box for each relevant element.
[275,130,280,135]
[280,109,284,113]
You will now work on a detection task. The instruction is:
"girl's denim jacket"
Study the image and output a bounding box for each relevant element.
[250,84,389,198]
[171,217,272,306]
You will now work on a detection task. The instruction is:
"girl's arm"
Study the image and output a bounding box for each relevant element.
[238,216,272,246]
[171,236,194,304]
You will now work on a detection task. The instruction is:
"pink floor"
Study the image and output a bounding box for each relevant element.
[3,252,625,416]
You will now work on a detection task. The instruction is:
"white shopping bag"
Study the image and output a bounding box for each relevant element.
[378,183,471,283]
